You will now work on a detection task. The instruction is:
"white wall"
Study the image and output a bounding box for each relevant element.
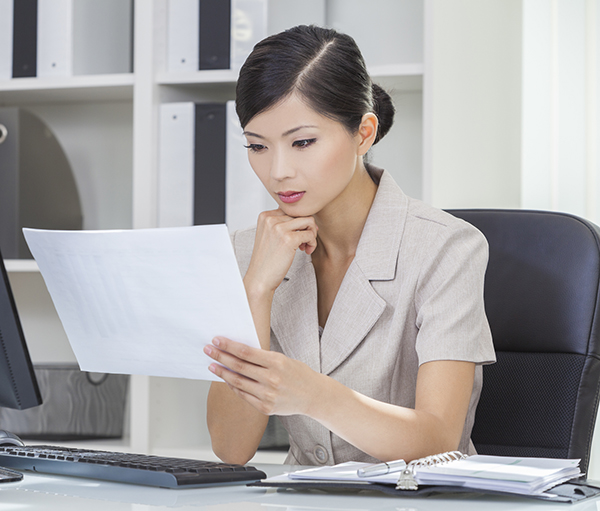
[424,0,523,209]
[522,0,600,224]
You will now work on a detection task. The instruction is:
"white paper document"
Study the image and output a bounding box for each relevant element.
[288,461,407,484]
[23,225,260,381]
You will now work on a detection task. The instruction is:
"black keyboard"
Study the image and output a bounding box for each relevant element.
[0,445,266,488]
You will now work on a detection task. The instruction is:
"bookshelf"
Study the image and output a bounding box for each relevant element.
[0,0,532,467]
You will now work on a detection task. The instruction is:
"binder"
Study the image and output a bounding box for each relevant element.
[158,103,196,228]
[166,0,267,72]
[199,0,231,70]
[229,0,268,70]
[0,0,13,80]
[193,103,227,224]
[12,0,37,78]
[37,0,133,77]
[158,101,274,231]
[166,0,200,72]
[36,0,71,76]
[251,451,598,503]
[158,102,225,226]
[0,108,83,259]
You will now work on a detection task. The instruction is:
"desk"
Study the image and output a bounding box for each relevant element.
[0,464,598,511]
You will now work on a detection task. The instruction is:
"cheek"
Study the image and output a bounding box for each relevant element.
[314,141,357,183]
[248,155,270,186]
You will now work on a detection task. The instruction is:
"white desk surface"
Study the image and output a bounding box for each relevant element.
[0,463,599,511]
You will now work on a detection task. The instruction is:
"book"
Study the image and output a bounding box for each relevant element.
[252,451,592,502]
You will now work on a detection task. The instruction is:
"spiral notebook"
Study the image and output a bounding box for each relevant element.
[250,452,600,503]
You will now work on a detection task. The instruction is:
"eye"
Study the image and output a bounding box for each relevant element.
[243,143,266,153]
[292,138,316,149]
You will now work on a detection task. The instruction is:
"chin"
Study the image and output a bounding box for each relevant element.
[280,204,317,218]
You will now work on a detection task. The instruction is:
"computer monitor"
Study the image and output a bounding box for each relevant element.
[0,247,42,410]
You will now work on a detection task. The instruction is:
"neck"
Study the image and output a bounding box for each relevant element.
[312,164,377,261]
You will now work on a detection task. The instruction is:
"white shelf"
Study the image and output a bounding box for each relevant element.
[4,260,40,272]
[0,74,134,105]
[369,63,423,77]
[157,69,240,85]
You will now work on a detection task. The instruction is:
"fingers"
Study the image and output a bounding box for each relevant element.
[205,341,277,414]
[247,209,319,292]
[259,209,319,246]
[204,337,267,381]
[204,336,316,417]
[212,337,267,366]
[210,363,272,414]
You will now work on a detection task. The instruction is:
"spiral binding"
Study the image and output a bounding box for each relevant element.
[396,451,468,490]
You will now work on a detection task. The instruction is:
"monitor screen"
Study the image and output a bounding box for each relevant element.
[0,247,42,410]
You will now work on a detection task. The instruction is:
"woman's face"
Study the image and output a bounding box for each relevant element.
[243,94,363,218]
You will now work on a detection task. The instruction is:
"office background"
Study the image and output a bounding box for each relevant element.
[1,0,599,476]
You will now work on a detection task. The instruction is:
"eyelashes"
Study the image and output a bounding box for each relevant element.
[243,143,266,153]
[243,138,317,153]
[292,138,316,149]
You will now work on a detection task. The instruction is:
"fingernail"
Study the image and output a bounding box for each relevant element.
[209,364,217,373]
[212,337,221,346]
[204,345,212,355]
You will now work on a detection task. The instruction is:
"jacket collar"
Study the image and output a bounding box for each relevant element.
[271,167,407,375]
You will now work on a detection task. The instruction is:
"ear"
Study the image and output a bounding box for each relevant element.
[356,113,378,156]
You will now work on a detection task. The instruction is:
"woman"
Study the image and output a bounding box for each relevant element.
[204,25,495,466]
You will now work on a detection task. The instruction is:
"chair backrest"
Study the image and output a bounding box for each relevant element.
[448,209,600,473]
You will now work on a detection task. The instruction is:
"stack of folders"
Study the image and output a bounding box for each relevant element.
[0,0,132,80]
[166,0,267,72]
[165,0,328,74]
[251,452,600,503]
[158,101,276,233]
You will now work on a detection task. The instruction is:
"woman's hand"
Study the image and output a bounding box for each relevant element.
[244,209,318,295]
[204,336,322,416]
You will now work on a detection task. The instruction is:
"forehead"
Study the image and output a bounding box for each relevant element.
[244,94,339,136]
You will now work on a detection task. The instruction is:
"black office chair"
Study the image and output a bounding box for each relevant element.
[448,209,600,474]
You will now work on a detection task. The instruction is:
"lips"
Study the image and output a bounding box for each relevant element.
[277,191,305,204]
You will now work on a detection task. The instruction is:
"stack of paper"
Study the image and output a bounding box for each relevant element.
[414,455,581,495]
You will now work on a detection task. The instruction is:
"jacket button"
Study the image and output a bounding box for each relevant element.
[313,445,328,464]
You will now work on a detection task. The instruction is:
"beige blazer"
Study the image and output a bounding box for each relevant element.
[232,167,496,466]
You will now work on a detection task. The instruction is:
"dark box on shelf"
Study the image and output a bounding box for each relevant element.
[0,365,128,440]
[0,107,83,259]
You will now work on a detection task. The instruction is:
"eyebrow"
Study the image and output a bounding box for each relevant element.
[243,125,318,139]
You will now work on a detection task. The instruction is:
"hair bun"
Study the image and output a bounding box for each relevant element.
[372,83,395,144]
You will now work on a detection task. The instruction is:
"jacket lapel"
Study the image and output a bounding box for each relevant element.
[319,262,387,375]
[270,250,321,372]
[320,169,408,375]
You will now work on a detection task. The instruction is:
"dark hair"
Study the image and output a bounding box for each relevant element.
[236,25,395,145]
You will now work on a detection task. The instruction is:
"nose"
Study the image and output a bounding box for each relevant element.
[270,148,295,181]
